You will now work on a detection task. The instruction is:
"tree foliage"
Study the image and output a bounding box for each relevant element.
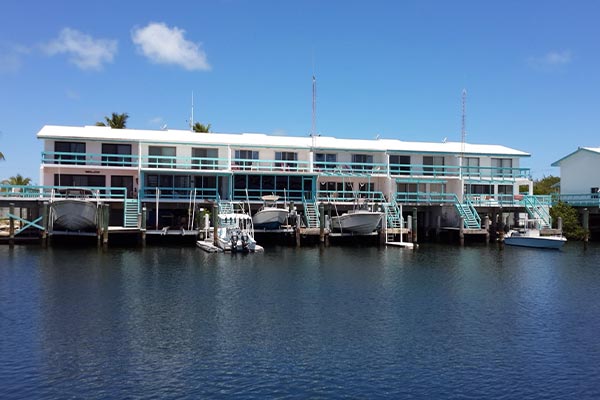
[533,175,560,195]
[550,201,586,240]
[0,151,4,160]
[1,174,32,189]
[192,122,211,133]
[96,112,129,129]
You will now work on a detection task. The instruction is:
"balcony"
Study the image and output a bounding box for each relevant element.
[42,151,138,167]
[389,164,530,179]
[314,161,388,176]
[231,158,310,173]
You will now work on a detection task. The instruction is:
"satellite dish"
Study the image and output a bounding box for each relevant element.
[161,124,168,130]
[442,137,447,143]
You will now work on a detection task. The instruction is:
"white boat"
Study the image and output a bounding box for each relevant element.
[51,188,99,231]
[331,209,383,234]
[216,213,258,252]
[504,219,567,249]
[252,195,289,229]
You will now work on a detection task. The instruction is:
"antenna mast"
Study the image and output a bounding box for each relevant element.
[190,91,194,131]
[461,88,467,158]
[311,75,317,147]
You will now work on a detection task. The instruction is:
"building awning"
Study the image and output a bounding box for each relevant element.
[395,178,447,184]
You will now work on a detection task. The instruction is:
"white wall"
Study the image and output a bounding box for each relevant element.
[559,150,600,194]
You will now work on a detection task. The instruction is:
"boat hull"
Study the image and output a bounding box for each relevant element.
[504,235,566,249]
[331,211,383,234]
[252,208,289,229]
[51,200,98,231]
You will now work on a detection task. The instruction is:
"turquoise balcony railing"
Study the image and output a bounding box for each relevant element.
[314,161,388,175]
[231,158,311,173]
[140,186,219,200]
[316,190,386,202]
[554,193,600,207]
[389,164,530,179]
[140,155,229,170]
[42,151,139,167]
[395,192,456,204]
[0,184,127,200]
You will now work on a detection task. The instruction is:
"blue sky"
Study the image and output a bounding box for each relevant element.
[1,0,599,182]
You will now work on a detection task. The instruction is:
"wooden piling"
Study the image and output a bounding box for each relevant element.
[41,202,49,247]
[141,207,147,247]
[583,208,589,247]
[459,217,465,246]
[411,207,418,243]
[319,203,325,243]
[484,215,490,244]
[212,203,218,246]
[9,203,15,246]
[102,204,109,246]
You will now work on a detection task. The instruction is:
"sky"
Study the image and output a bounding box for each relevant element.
[1,0,599,183]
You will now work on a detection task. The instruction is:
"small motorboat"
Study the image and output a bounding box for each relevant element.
[216,213,257,252]
[252,195,289,230]
[51,188,99,232]
[504,219,567,249]
[331,209,383,234]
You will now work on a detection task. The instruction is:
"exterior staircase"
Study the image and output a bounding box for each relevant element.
[303,197,320,228]
[523,195,551,229]
[454,195,481,229]
[383,201,403,229]
[123,199,139,228]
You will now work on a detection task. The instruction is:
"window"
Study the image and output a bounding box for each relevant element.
[102,143,132,166]
[497,185,513,195]
[465,184,492,195]
[352,154,373,171]
[315,153,337,171]
[192,147,218,170]
[54,174,105,187]
[149,146,176,168]
[234,150,259,170]
[463,157,480,176]
[111,175,134,198]
[423,156,444,176]
[390,155,410,174]
[54,141,86,165]
[430,183,446,193]
[275,151,298,170]
[492,158,512,177]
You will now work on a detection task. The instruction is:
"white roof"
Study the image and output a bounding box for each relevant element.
[37,125,530,157]
[552,146,600,166]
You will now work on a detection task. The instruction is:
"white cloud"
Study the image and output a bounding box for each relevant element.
[131,22,210,71]
[65,89,80,100]
[43,28,117,70]
[528,50,572,70]
[0,43,30,73]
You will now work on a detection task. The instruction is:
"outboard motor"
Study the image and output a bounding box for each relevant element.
[241,232,249,252]
[230,232,239,252]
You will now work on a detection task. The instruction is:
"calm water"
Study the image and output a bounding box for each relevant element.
[1,242,600,399]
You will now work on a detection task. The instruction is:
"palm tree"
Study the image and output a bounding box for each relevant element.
[0,151,4,160]
[193,122,211,133]
[2,174,32,186]
[96,112,129,129]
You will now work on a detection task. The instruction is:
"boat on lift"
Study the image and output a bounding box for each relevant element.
[331,199,383,234]
[252,195,289,229]
[51,187,99,232]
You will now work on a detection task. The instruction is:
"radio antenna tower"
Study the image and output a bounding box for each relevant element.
[311,75,317,147]
[461,89,467,157]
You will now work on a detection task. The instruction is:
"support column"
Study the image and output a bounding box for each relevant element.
[9,203,15,247]
[42,202,49,247]
[583,208,589,247]
[459,217,465,246]
[484,215,490,244]
[319,203,325,244]
[411,207,418,243]
[212,203,218,246]
[141,207,147,247]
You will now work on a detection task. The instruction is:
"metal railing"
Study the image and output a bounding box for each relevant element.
[316,190,386,202]
[42,151,139,167]
[390,164,530,179]
[0,184,127,200]
[555,193,600,207]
